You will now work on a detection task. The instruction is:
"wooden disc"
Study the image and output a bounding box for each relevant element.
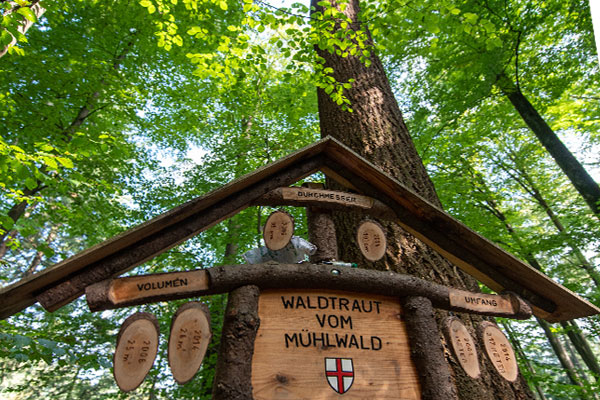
[263,210,294,251]
[168,302,212,384]
[356,220,387,261]
[442,317,480,379]
[478,322,518,382]
[113,312,159,392]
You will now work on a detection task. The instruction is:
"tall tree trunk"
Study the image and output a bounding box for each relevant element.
[496,74,600,219]
[560,320,600,379]
[311,0,534,398]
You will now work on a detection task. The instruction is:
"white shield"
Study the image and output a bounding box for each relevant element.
[325,357,354,394]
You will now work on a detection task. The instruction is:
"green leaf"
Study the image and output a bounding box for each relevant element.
[42,156,58,169]
[56,157,74,168]
[24,178,38,190]
[17,7,37,23]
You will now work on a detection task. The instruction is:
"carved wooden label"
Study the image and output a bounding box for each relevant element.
[448,289,514,315]
[252,289,420,399]
[356,220,387,262]
[263,211,294,251]
[282,187,374,209]
[113,312,159,392]
[168,302,212,384]
[442,317,480,379]
[108,269,209,307]
[479,322,518,382]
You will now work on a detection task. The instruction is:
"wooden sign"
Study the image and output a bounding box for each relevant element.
[251,289,420,399]
[448,289,515,315]
[113,312,159,392]
[356,220,387,261]
[479,322,518,382]
[168,302,212,384]
[282,187,374,209]
[88,269,209,311]
[263,211,294,251]
[442,317,480,379]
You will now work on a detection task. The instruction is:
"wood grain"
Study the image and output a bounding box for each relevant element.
[478,322,519,382]
[442,317,480,379]
[251,289,421,399]
[356,220,387,262]
[448,289,514,315]
[168,302,212,385]
[263,211,294,251]
[113,312,159,392]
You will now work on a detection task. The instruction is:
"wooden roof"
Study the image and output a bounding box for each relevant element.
[0,136,597,322]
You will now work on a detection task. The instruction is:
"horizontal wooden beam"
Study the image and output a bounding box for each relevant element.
[85,263,532,320]
[252,187,396,220]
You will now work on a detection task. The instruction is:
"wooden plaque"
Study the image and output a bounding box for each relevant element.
[104,269,209,308]
[479,322,518,382]
[356,220,387,261]
[168,302,212,384]
[442,317,480,379]
[263,211,294,251]
[113,312,159,392]
[252,289,421,399]
[282,187,374,209]
[448,289,515,315]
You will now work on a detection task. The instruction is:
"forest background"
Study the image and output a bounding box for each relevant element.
[0,0,599,398]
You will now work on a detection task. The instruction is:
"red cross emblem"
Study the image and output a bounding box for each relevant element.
[325,357,354,394]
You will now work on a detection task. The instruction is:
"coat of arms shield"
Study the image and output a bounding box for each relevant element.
[325,357,354,394]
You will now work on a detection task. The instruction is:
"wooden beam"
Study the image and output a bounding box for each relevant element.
[85,263,533,320]
[36,156,323,312]
[252,187,396,219]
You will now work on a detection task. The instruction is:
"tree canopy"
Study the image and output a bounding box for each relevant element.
[1,0,599,398]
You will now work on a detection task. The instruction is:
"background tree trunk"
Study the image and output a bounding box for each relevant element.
[311,0,534,398]
[496,74,600,219]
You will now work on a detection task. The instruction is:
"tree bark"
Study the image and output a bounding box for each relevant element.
[310,0,534,398]
[497,74,600,219]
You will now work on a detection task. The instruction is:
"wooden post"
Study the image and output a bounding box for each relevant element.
[212,285,260,399]
[402,296,458,400]
[304,183,339,263]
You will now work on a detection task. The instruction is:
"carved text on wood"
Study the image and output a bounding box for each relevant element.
[443,317,480,379]
[251,289,421,399]
[282,187,374,209]
[479,322,518,382]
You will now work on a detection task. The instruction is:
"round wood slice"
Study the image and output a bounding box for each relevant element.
[113,312,159,392]
[478,321,518,382]
[168,302,212,384]
[356,220,387,261]
[263,210,294,251]
[442,317,480,379]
